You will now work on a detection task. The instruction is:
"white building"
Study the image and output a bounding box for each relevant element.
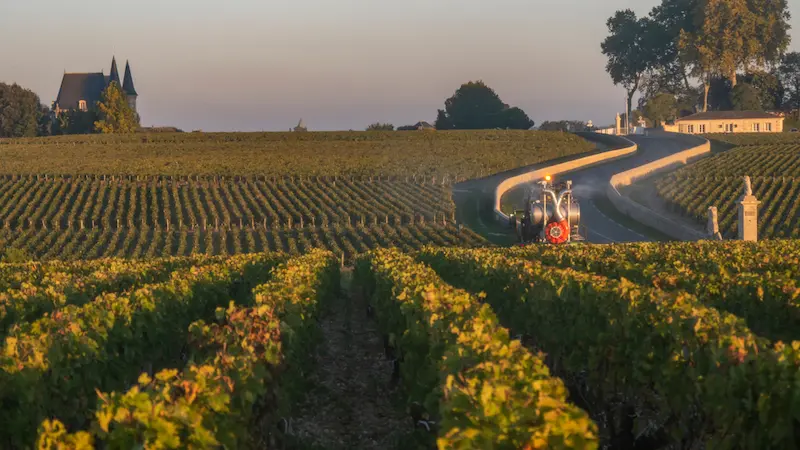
[663,111,784,134]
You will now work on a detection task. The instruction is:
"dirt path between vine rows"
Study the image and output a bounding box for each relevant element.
[286,270,413,450]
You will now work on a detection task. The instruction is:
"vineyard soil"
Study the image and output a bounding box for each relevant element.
[286,270,424,450]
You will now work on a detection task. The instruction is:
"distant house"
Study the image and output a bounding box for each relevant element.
[414,121,435,130]
[663,111,784,134]
[53,57,138,116]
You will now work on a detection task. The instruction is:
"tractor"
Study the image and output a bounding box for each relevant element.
[508,176,584,245]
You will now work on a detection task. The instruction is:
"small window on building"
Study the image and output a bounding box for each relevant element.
[687,124,695,133]
[725,123,734,132]
[752,123,760,132]
[78,100,87,112]
[766,122,772,132]
[699,124,706,133]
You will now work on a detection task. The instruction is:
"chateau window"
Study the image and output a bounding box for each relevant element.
[725,123,734,132]
[766,122,772,132]
[752,123,760,132]
[699,124,706,133]
[687,124,695,133]
[78,100,87,112]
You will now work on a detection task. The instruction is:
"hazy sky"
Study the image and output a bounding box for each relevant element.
[1,0,798,131]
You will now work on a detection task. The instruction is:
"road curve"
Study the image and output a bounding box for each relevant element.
[552,130,696,243]
[452,130,698,245]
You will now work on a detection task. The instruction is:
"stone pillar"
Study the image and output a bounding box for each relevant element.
[738,176,760,242]
[707,206,722,240]
[615,113,621,136]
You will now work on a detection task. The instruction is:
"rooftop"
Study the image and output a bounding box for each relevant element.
[676,111,781,121]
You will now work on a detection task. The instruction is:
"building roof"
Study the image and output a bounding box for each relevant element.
[122,61,137,96]
[109,57,121,86]
[55,73,107,110]
[415,121,434,129]
[676,111,781,122]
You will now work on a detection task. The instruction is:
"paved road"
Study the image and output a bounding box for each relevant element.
[550,131,694,243]
[452,131,696,245]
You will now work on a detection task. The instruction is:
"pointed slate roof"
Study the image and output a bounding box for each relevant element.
[122,61,137,96]
[55,73,107,110]
[109,57,121,86]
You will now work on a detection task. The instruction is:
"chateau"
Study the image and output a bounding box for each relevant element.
[53,57,138,116]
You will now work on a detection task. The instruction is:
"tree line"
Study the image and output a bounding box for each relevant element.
[0,81,139,138]
[367,81,536,131]
[602,0,797,126]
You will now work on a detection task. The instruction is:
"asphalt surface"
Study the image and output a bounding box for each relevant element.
[552,131,695,243]
[452,130,697,245]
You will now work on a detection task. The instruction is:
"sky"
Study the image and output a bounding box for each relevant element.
[1,0,799,132]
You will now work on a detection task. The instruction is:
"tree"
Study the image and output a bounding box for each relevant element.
[601,10,653,115]
[730,83,762,110]
[679,0,789,112]
[778,52,800,117]
[744,0,791,73]
[434,109,453,130]
[706,76,733,111]
[0,82,46,138]
[498,107,534,130]
[94,82,138,134]
[366,122,394,131]
[644,93,678,126]
[53,110,97,135]
[648,0,698,91]
[742,71,784,110]
[437,81,533,129]
[37,105,53,137]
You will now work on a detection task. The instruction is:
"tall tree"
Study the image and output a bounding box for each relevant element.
[778,52,800,117]
[0,82,45,138]
[94,82,138,134]
[744,0,791,72]
[437,81,533,130]
[601,10,653,115]
[649,0,698,91]
[680,0,789,99]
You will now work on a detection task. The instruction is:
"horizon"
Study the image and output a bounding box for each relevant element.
[2,0,798,132]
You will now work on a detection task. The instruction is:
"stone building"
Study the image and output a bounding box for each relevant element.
[53,57,138,116]
[663,111,784,134]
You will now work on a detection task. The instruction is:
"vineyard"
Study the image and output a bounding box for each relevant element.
[655,136,800,238]
[0,130,602,261]
[0,222,486,261]
[0,131,593,178]
[4,241,796,449]
[0,175,485,261]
